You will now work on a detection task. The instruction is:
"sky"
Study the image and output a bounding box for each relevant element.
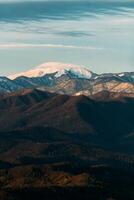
[0,0,133,75]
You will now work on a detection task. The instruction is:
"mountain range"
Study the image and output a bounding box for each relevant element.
[0,62,134,95]
[0,62,134,200]
[0,87,133,135]
[0,88,134,200]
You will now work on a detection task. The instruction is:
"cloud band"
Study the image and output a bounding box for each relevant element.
[0,43,103,50]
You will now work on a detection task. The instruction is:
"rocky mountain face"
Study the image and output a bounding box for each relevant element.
[0,77,23,93]
[0,62,133,95]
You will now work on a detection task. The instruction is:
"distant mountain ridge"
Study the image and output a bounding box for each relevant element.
[0,62,134,95]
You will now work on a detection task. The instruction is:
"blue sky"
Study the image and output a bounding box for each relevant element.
[0,0,133,75]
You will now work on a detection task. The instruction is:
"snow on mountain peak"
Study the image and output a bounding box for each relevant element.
[8,62,92,80]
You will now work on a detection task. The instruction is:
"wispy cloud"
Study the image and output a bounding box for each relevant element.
[0,43,103,50]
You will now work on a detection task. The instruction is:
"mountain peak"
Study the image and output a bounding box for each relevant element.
[8,62,92,80]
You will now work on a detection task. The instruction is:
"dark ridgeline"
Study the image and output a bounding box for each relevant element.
[0,89,134,199]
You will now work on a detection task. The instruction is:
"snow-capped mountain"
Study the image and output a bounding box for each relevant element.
[8,62,93,80]
[0,62,134,95]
